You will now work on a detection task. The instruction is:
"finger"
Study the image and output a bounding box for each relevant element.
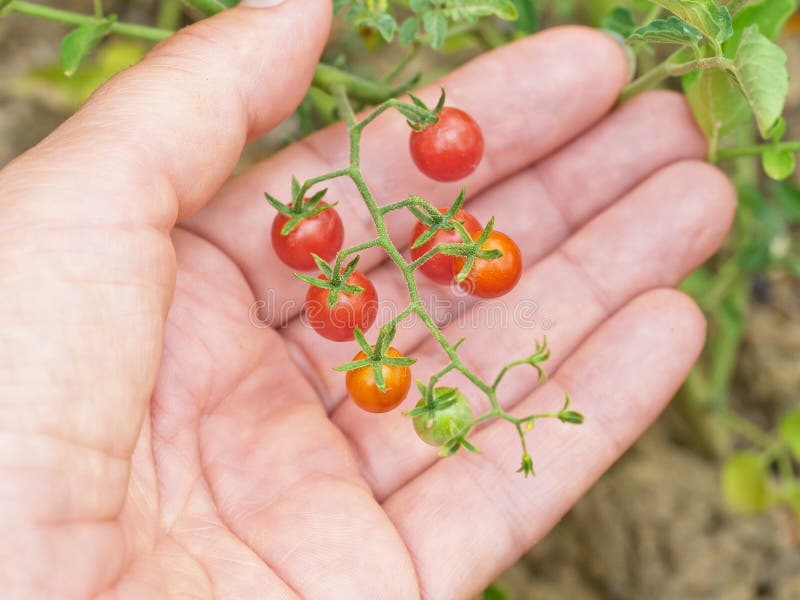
[334,160,734,498]
[384,288,707,600]
[183,26,629,308]
[0,0,330,521]
[281,90,707,394]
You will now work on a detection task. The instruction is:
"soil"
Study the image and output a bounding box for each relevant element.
[2,8,800,600]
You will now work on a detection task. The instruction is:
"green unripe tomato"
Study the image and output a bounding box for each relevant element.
[412,387,473,447]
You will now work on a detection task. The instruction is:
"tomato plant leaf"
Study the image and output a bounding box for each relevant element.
[721,452,769,513]
[648,0,732,44]
[778,410,800,462]
[761,147,795,180]
[683,68,750,145]
[423,11,447,49]
[399,16,420,45]
[61,17,117,77]
[732,26,788,138]
[724,0,796,55]
[628,16,704,46]
[601,7,635,38]
[443,0,518,21]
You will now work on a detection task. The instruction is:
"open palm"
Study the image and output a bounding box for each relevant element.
[0,1,734,598]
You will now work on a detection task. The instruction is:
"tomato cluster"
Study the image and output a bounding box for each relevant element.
[268,103,522,444]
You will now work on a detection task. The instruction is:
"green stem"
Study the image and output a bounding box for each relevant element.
[620,52,731,102]
[7,0,173,40]
[716,141,800,161]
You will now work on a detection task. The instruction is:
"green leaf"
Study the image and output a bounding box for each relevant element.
[601,7,635,38]
[733,26,788,138]
[410,0,428,11]
[370,13,398,42]
[762,147,796,180]
[724,0,796,55]
[683,68,751,141]
[649,0,732,43]
[61,17,117,77]
[399,16,420,44]
[628,16,704,46]
[721,452,769,513]
[510,0,538,33]
[443,0,518,21]
[423,11,447,49]
[779,410,800,462]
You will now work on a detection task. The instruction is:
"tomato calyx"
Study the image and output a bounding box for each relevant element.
[296,255,364,308]
[406,385,478,456]
[266,177,337,236]
[408,190,472,250]
[399,89,446,131]
[334,325,416,393]
[444,217,503,282]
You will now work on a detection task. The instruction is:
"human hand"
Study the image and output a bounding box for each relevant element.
[0,0,734,597]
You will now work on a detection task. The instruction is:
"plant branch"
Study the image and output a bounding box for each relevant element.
[716,141,800,161]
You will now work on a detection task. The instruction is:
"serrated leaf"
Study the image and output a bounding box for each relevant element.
[601,7,635,37]
[61,18,116,77]
[399,16,420,45]
[733,26,788,138]
[628,16,704,46]
[762,148,795,180]
[444,0,518,21]
[721,452,768,513]
[423,11,447,48]
[649,0,732,44]
[779,410,800,462]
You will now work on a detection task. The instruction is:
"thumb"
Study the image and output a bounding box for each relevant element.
[0,0,330,531]
[2,0,332,226]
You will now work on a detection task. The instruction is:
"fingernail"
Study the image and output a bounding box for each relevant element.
[602,30,636,83]
[240,0,286,7]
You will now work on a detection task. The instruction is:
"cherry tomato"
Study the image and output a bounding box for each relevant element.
[346,347,412,413]
[271,201,344,271]
[409,208,482,285]
[305,271,378,341]
[454,230,522,299]
[412,387,473,446]
[409,107,484,182]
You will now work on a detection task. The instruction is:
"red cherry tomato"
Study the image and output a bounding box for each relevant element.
[409,107,484,182]
[271,201,344,271]
[346,347,412,413]
[305,270,378,341]
[409,208,482,285]
[454,230,522,299]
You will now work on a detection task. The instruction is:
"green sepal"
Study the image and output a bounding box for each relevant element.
[382,356,417,367]
[333,358,372,372]
[294,273,330,289]
[516,453,535,477]
[311,254,334,279]
[266,193,293,216]
[353,326,372,355]
[558,410,585,424]
[372,361,386,393]
[291,176,301,203]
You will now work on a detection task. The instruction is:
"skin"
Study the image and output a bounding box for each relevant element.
[271,201,344,270]
[0,0,735,598]
[410,107,485,182]
[409,208,483,285]
[346,347,412,413]
[454,230,523,298]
